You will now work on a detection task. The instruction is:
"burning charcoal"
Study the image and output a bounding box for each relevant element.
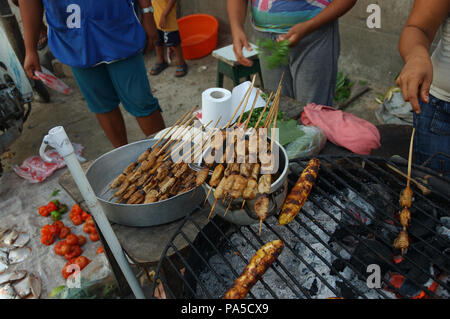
[349,239,392,280]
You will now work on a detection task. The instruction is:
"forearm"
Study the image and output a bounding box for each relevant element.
[18,0,43,54]
[162,0,177,17]
[399,27,432,63]
[227,0,248,33]
[301,0,356,34]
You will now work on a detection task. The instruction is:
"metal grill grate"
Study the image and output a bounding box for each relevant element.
[152,156,450,299]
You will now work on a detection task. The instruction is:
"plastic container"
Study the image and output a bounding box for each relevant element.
[177,14,218,60]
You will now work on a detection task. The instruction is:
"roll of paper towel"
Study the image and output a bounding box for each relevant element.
[202,88,232,128]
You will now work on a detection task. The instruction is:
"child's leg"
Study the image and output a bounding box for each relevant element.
[155,44,166,64]
[173,45,185,66]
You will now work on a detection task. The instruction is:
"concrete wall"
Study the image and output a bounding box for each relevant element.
[178,0,417,85]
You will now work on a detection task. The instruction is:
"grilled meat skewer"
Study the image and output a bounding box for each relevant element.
[223,240,284,299]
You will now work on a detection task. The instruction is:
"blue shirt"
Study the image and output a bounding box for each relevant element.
[42,0,147,68]
[251,0,330,33]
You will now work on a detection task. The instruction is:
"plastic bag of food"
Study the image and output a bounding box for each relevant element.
[50,254,119,299]
[285,126,327,160]
[12,143,85,183]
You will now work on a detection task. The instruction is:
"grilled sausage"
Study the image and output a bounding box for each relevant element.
[254,194,269,222]
[223,239,284,299]
[123,162,138,175]
[230,175,247,199]
[399,208,411,229]
[278,158,320,226]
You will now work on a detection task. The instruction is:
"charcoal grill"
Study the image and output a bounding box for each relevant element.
[151,155,450,299]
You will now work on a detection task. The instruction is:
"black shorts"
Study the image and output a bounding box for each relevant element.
[156,29,181,47]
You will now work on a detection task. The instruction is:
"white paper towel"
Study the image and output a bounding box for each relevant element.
[230,81,266,123]
[202,88,232,128]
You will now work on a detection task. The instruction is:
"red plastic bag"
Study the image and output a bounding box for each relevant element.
[12,143,85,183]
[34,67,72,95]
[300,103,381,155]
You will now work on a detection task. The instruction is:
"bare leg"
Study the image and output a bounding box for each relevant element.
[135,109,166,137]
[95,107,128,148]
[156,45,166,64]
[174,45,185,66]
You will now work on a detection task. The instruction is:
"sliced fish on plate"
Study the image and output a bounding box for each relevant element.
[0,270,27,285]
[2,230,19,246]
[13,275,32,298]
[8,247,31,264]
[0,283,17,299]
[13,233,30,248]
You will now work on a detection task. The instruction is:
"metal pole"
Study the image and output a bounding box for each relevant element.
[39,126,146,299]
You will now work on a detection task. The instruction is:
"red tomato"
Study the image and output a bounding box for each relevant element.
[48,224,59,236]
[54,241,65,256]
[83,223,94,234]
[53,221,64,233]
[73,256,90,270]
[71,214,83,226]
[41,234,55,246]
[59,226,71,239]
[64,245,82,260]
[85,216,95,226]
[96,246,104,254]
[71,204,82,215]
[60,243,72,256]
[65,234,79,246]
[89,232,100,242]
[38,206,50,217]
[77,235,86,246]
[41,225,52,236]
[81,211,91,222]
[46,201,58,213]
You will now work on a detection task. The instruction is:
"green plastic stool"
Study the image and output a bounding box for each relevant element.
[212,44,264,89]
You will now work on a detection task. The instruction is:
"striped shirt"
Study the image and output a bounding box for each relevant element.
[251,0,331,33]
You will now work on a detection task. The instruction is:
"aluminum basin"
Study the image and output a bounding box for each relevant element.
[85,138,204,227]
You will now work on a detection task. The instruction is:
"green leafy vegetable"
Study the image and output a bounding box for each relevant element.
[51,189,60,197]
[256,38,290,70]
[334,72,354,104]
[240,108,287,129]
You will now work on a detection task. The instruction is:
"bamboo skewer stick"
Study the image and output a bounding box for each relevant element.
[163,119,213,161]
[208,198,218,219]
[177,116,222,164]
[236,75,257,126]
[407,128,415,189]
[243,90,261,130]
[254,92,273,130]
[225,75,256,128]
[152,106,196,150]
[157,116,196,155]
[386,163,430,195]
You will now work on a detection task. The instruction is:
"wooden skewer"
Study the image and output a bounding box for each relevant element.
[157,116,196,155]
[178,116,222,163]
[152,106,196,150]
[236,75,257,126]
[386,163,430,195]
[240,200,246,212]
[224,200,232,216]
[407,127,415,189]
[243,90,261,130]
[254,92,273,130]
[225,75,257,128]
[163,119,213,161]
[208,198,218,219]
[203,186,213,206]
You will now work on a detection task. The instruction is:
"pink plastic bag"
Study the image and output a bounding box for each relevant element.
[300,103,381,155]
[34,67,72,95]
[12,143,85,183]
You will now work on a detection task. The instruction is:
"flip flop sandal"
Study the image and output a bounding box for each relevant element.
[175,64,188,78]
[151,62,169,76]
